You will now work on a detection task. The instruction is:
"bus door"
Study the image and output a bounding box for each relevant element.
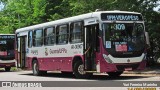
[84,23,99,71]
[19,36,27,68]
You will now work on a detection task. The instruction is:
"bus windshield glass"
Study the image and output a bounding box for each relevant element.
[103,23,145,57]
[0,35,15,58]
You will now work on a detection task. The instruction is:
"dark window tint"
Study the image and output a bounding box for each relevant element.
[33,29,43,47]
[70,22,83,43]
[44,27,55,45]
[0,35,15,57]
[56,25,68,44]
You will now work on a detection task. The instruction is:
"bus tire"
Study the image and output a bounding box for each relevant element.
[107,71,123,77]
[32,60,47,76]
[73,61,91,79]
[5,67,11,72]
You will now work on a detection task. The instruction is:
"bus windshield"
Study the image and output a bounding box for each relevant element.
[0,36,15,59]
[103,23,145,57]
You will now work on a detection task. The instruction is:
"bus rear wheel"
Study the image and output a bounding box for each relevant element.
[5,67,11,72]
[107,71,123,77]
[32,60,47,76]
[73,61,91,79]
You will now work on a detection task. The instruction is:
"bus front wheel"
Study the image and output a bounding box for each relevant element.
[32,60,47,76]
[5,67,11,72]
[73,61,91,79]
[107,71,123,77]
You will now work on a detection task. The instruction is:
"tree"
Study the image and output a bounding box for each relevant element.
[0,0,47,33]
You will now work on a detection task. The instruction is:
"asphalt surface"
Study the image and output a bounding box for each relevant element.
[0,68,160,90]
[0,70,159,81]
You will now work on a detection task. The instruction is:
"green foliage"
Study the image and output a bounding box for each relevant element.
[0,0,47,33]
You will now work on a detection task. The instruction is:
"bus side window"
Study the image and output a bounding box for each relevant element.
[70,22,83,43]
[28,31,33,48]
[56,24,68,44]
[44,27,55,45]
[33,29,43,47]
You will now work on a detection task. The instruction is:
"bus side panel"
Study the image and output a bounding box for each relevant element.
[26,57,33,70]
[36,57,72,71]
[26,57,54,71]
[58,57,72,71]
[38,57,58,71]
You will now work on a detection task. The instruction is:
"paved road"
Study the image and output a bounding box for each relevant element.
[0,70,159,81]
[0,70,160,90]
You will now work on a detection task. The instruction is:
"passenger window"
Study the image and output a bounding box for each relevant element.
[70,22,83,43]
[33,29,43,47]
[56,25,68,44]
[44,27,55,45]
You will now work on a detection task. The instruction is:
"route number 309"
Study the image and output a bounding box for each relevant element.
[114,24,125,30]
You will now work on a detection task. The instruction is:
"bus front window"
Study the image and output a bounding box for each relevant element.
[0,39,15,59]
[103,23,145,57]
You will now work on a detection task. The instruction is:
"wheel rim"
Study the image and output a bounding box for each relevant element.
[33,62,38,74]
[78,64,86,75]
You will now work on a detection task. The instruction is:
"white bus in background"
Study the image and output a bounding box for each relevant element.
[0,34,15,71]
[15,10,148,78]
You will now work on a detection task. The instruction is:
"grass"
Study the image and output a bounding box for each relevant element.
[11,67,18,71]
[0,67,18,72]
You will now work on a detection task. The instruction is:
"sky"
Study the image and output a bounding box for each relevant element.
[153,1,160,12]
[0,2,4,10]
[154,6,160,12]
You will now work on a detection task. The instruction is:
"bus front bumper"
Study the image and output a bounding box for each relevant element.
[100,60,146,72]
[0,59,16,68]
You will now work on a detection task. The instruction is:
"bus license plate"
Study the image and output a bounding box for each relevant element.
[125,68,132,71]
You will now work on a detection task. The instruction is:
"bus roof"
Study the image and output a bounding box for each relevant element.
[16,10,141,33]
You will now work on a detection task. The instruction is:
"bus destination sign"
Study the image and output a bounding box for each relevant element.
[101,13,143,21]
[0,35,14,39]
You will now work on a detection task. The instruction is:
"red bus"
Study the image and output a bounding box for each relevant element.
[0,34,15,71]
[15,11,148,78]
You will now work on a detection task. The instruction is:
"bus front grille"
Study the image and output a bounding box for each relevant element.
[116,64,139,71]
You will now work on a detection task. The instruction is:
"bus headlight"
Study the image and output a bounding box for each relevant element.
[103,54,113,63]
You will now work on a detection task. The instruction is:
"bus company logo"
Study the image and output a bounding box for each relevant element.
[49,48,67,54]
[1,82,42,88]
[71,44,83,49]
[0,35,14,39]
[2,82,12,87]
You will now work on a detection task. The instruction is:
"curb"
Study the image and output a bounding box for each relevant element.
[124,71,160,75]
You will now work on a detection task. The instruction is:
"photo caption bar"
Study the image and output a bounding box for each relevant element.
[0,81,160,87]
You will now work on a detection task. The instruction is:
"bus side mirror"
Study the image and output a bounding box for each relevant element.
[145,32,150,48]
